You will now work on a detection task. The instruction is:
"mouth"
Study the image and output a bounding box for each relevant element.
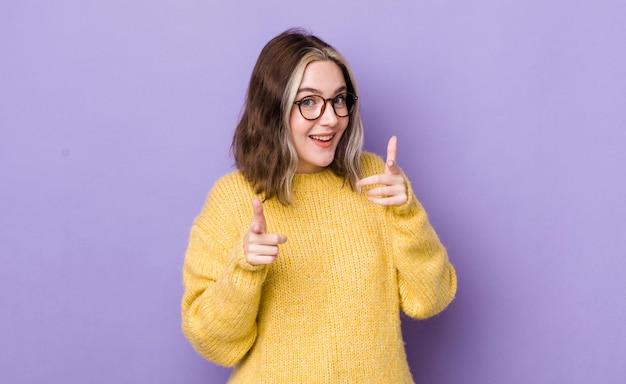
[309,134,335,142]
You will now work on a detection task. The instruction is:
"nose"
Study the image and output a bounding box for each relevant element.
[319,100,338,126]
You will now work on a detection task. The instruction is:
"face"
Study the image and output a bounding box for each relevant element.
[289,60,350,173]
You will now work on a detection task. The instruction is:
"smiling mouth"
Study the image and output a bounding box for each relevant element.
[309,134,335,142]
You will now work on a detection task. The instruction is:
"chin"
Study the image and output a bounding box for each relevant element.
[317,157,335,168]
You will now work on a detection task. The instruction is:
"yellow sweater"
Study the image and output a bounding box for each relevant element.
[182,152,457,383]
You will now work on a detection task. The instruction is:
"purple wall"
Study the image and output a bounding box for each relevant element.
[2,1,625,383]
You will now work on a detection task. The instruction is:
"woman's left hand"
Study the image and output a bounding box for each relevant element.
[357,136,408,206]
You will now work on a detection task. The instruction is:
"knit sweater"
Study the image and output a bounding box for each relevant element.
[181,152,457,383]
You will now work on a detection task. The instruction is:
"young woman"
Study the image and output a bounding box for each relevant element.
[181,28,457,383]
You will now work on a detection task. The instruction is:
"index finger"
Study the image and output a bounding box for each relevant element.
[251,198,266,234]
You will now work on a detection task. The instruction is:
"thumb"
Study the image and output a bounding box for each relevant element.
[251,198,267,234]
[385,136,401,175]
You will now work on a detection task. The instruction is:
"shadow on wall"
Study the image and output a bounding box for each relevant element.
[400,220,497,383]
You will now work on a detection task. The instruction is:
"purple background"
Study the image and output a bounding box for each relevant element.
[2,1,625,383]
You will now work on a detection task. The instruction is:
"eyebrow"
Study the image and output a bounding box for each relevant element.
[297,85,347,95]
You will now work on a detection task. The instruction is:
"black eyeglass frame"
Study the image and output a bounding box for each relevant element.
[293,93,359,121]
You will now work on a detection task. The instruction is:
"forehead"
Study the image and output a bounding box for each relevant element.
[298,60,346,94]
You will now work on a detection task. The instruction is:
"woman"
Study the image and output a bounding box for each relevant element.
[181,28,457,383]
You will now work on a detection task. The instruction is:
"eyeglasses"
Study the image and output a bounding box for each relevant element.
[293,93,358,121]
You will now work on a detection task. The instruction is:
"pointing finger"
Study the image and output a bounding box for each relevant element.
[274,234,288,245]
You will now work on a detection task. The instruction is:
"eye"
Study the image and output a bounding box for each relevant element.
[333,94,347,106]
[300,96,319,108]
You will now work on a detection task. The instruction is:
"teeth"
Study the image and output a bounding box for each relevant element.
[310,135,334,142]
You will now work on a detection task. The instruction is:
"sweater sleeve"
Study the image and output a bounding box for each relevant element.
[389,175,457,319]
[181,176,267,366]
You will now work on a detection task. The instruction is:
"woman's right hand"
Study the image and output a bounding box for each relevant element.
[244,198,287,265]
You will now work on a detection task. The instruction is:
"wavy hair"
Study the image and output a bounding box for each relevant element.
[231,28,363,205]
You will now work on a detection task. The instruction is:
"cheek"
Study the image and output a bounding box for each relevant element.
[338,119,350,134]
[289,113,312,138]
[288,109,298,132]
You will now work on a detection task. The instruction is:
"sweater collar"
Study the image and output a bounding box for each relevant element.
[292,168,345,191]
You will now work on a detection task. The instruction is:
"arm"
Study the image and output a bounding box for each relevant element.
[388,178,457,319]
[181,180,268,366]
[358,137,457,319]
